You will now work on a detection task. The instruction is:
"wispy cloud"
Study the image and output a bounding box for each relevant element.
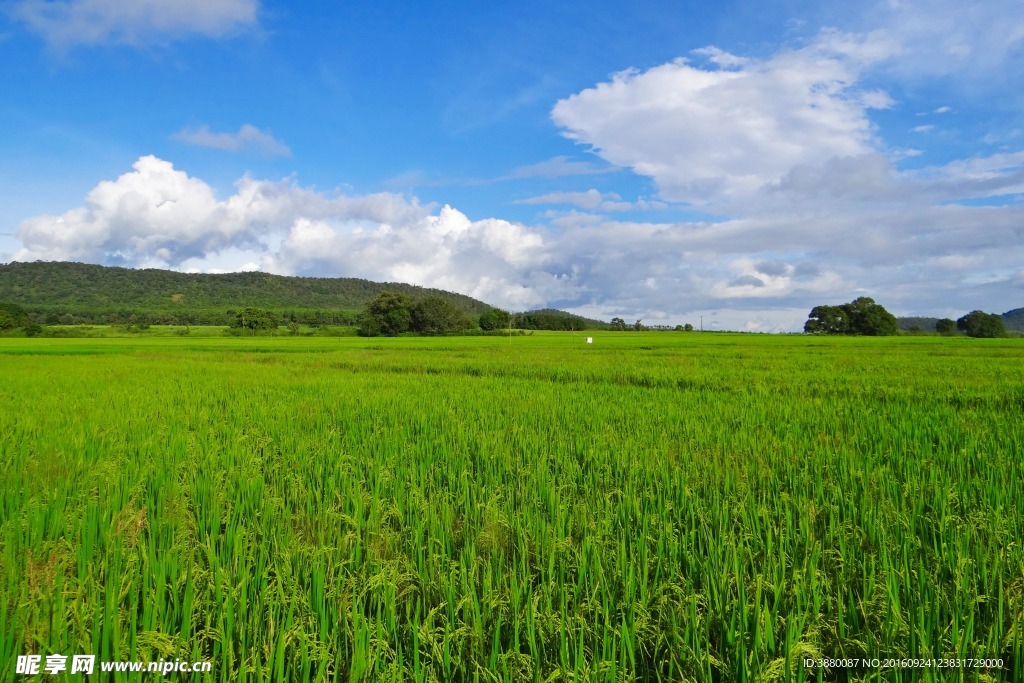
[172,124,290,157]
[866,0,1024,79]
[501,156,618,180]
[516,189,662,213]
[15,0,258,50]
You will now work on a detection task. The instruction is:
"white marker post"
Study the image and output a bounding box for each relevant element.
[586,337,593,344]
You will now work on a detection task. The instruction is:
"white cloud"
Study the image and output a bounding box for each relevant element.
[868,0,1024,78]
[502,156,617,180]
[13,155,426,267]
[13,156,561,311]
[518,189,611,210]
[710,258,843,300]
[263,206,557,310]
[537,5,1024,324]
[552,33,893,206]
[516,189,636,212]
[691,46,749,69]
[15,0,258,49]
[173,124,291,157]
[11,154,1024,329]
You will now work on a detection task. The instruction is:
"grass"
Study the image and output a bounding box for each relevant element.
[1,332,1022,681]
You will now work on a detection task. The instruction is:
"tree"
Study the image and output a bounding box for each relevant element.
[358,292,414,336]
[804,305,849,334]
[0,310,14,331]
[804,298,898,336]
[411,297,471,335]
[935,318,957,335]
[957,310,1007,338]
[232,307,279,333]
[479,308,511,331]
[633,319,644,332]
[610,317,626,331]
[683,323,694,332]
[843,297,899,336]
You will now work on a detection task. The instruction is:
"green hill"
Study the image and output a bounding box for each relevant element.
[1002,307,1024,332]
[0,261,493,326]
[897,316,941,331]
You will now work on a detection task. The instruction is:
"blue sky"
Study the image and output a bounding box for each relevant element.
[2,0,1023,330]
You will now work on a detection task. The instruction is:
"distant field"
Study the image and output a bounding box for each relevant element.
[2,333,1022,682]
[2,325,360,338]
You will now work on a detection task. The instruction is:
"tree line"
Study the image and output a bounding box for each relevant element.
[220,294,615,337]
[805,297,1010,338]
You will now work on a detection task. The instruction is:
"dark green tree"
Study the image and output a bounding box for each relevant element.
[844,297,899,336]
[411,297,471,335]
[0,304,38,332]
[358,292,413,337]
[683,323,694,332]
[804,305,849,334]
[957,310,1007,338]
[479,308,511,331]
[633,319,645,332]
[935,318,957,335]
[610,317,626,331]
[232,307,279,333]
[355,314,382,337]
[804,298,898,336]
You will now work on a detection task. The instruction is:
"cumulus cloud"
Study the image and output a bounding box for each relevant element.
[535,4,1024,325]
[552,0,1024,209]
[263,206,559,310]
[552,33,894,206]
[12,156,564,310]
[15,0,258,49]
[14,155,424,267]
[173,124,291,157]
[12,147,1024,330]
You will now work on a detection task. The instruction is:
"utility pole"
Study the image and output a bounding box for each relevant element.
[700,315,703,332]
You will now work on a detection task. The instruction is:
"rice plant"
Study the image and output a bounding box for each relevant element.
[1,333,1021,681]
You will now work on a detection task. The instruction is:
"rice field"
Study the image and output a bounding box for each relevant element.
[1,333,1022,682]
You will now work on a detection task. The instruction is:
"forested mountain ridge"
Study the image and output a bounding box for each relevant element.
[0,261,493,324]
[897,316,941,331]
[1003,308,1024,332]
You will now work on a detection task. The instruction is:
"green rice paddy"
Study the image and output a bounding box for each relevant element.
[1,333,1022,681]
